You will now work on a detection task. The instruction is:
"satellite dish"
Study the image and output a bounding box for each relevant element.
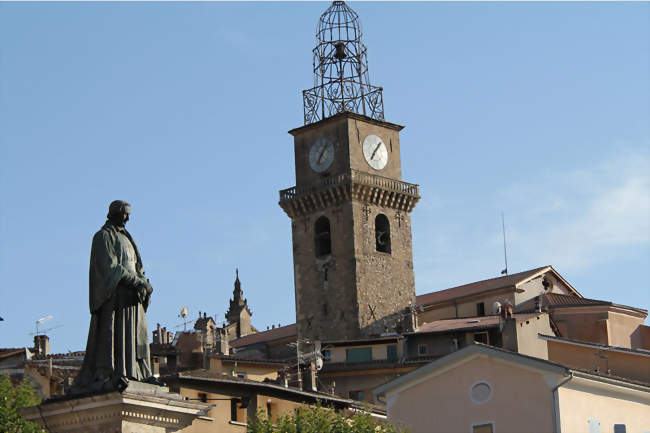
[179,307,188,319]
[492,302,502,315]
[316,357,323,371]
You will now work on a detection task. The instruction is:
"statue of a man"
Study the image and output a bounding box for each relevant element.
[73,200,154,393]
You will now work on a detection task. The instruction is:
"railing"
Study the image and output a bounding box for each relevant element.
[303,84,385,125]
[279,169,419,202]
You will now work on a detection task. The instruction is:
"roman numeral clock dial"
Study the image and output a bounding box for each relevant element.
[362,134,388,170]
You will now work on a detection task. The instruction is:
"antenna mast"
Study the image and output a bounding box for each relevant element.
[501,212,508,276]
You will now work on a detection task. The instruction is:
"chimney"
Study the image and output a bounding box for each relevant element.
[217,328,229,355]
[33,335,50,357]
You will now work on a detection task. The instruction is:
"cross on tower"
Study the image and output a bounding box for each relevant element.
[394,212,404,228]
[362,204,372,221]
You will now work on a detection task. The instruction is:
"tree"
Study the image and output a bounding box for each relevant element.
[247,404,407,433]
[0,374,42,433]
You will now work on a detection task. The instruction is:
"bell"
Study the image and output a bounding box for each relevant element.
[334,42,347,60]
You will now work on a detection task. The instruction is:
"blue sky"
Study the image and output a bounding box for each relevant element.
[1,2,648,353]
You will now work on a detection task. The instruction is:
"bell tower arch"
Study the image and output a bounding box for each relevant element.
[279,1,421,342]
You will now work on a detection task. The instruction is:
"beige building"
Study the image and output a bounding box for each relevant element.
[542,334,650,383]
[374,343,650,433]
[165,370,383,433]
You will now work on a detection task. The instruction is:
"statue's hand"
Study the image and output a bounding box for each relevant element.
[135,277,153,297]
[143,278,153,295]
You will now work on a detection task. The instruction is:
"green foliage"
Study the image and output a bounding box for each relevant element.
[0,375,42,433]
[247,404,407,433]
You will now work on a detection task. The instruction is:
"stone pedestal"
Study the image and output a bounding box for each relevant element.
[20,382,211,433]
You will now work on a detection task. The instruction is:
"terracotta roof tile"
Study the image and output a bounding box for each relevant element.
[515,293,646,315]
[0,348,26,359]
[413,313,542,334]
[416,266,549,307]
[415,316,501,333]
[230,323,297,348]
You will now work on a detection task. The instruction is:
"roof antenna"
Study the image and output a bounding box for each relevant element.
[501,212,508,276]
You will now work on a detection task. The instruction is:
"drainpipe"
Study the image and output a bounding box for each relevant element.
[551,372,573,433]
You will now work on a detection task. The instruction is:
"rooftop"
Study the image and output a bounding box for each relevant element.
[539,334,650,357]
[171,369,373,410]
[416,266,550,307]
[516,293,648,315]
[229,323,297,349]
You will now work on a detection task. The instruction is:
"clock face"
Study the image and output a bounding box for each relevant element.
[309,137,335,173]
[362,134,388,170]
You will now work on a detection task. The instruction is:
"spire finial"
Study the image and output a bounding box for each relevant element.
[234,268,242,294]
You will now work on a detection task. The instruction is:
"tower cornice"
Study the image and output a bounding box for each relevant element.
[279,169,420,219]
[288,111,404,137]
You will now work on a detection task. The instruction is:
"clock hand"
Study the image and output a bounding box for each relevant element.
[317,143,328,164]
[370,142,382,160]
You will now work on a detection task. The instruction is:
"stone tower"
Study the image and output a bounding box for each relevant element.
[279,1,420,342]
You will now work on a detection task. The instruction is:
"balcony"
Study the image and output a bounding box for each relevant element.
[278,169,420,218]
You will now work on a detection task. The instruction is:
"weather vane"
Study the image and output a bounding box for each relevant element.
[302,1,385,125]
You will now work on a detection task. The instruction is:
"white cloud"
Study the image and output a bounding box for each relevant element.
[502,152,650,270]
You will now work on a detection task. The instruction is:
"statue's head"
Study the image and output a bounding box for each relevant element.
[107,200,131,227]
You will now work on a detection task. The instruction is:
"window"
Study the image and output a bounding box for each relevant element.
[473,332,489,344]
[231,398,249,423]
[230,399,238,422]
[266,400,273,420]
[386,345,398,361]
[614,425,627,433]
[470,382,492,404]
[314,216,332,257]
[167,355,177,367]
[375,214,391,253]
[349,390,365,401]
[198,392,207,403]
[346,347,372,363]
[321,349,331,361]
[418,344,428,356]
[472,423,494,433]
[476,302,485,316]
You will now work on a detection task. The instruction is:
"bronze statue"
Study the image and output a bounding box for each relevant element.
[73,200,154,393]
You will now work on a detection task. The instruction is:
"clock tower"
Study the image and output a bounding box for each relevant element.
[279,1,420,342]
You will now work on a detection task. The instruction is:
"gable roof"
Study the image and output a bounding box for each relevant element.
[373,343,650,398]
[373,343,568,397]
[230,323,297,348]
[416,266,551,307]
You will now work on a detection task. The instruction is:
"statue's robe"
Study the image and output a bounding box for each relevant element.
[73,221,152,392]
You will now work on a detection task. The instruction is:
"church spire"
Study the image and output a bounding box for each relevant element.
[302,1,385,125]
[226,268,250,325]
[232,267,244,306]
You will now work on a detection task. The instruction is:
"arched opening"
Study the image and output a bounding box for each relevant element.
[375,214,391,253]
[314,216,332,257]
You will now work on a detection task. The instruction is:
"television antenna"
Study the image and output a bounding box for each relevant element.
[500,212,509,276]
[34,315,53,336]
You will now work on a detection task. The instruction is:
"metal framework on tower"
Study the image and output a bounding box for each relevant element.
[302,1,385,125]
